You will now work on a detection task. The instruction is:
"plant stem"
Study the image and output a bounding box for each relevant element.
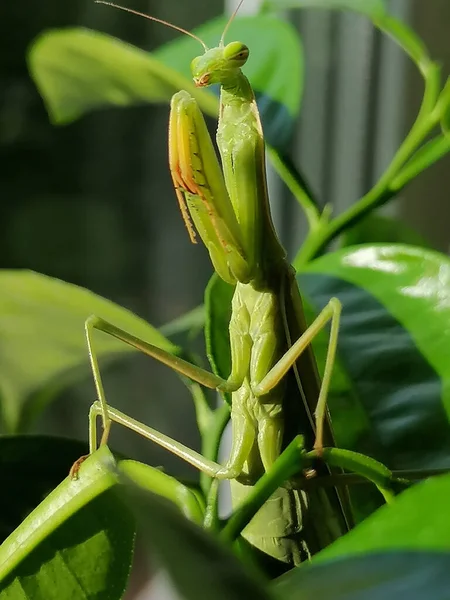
[267,146,321,230]
[200,401,230,497]
[293,64,441,269]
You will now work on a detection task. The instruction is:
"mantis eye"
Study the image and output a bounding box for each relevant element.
[223,41,249,66]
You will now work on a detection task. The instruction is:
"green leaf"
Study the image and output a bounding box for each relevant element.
[28,15,302,147]
[274,551,450,599]
[317,473,450,561]
[119,468,273,600]
[0,435,88,544]
[159,303,205,339]
[340,214,431,249]
[119,459,205,524]
[28,27,204,125]
[263,0,387,18]
[276,473,450,597]
[0,270,177,432]
[0,446,135,600]
[296,290,381,522]
[300,244,450,471]
[204,274,234,384]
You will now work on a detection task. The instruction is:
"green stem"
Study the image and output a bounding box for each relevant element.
[203,479,221,531]
[293,63,441,269]
[181,372,213,436]
[307,447,395,504]
[200,401,231,497]
[267,146,321,230]
[299,467,450,488]
[391,135,450,191]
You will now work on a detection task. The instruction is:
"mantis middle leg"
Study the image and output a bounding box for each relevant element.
[85,296,339,475]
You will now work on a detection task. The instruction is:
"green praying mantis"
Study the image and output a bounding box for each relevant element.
[81,0,397,567]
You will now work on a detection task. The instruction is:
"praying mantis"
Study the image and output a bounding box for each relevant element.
[83,0,395,568]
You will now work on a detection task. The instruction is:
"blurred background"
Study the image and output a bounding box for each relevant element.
[1,0,449,596]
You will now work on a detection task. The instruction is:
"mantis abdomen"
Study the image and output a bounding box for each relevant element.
[226,280,344,565]
[230,479,308,564]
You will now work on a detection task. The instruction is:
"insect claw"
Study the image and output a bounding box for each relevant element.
[69,454,89,480]
[303,468,317,480]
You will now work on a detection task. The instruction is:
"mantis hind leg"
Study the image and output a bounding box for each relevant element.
[88,401,221,477]
[84,314,228,448]
[87,400,255,481]
[83,314,253,479]
[252,298,341,452]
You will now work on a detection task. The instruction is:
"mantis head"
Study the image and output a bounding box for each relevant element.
[191,42,249,87]
[95,1,248,88]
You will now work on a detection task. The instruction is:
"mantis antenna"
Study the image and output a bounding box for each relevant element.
[220,0,246,47]
[94,1,209,51]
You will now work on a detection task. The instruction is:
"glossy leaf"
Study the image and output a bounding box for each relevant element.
[315,473,450,561]
[0,443,207,599]
[300,245,450,472]
[274,551,450,600]
[0,270,177,432]
[28,15,302,148]
[0,446,135,600]
[276,472,450,597]
[119,469,273,600]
